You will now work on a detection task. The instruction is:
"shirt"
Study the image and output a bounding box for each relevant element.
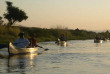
[29,38,37,47]
[14,38,30,48]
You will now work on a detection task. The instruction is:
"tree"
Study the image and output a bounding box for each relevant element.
[0,16,4,25]
[4,1,28,26]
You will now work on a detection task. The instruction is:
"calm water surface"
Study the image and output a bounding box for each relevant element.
[1,40,110,74]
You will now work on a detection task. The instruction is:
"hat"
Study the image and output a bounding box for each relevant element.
[18,32,24,36]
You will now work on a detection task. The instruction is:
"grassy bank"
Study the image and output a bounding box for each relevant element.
[0,25,109,44]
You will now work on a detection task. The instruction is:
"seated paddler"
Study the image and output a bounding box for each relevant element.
[28,34,37,47]
[14,32,30,48]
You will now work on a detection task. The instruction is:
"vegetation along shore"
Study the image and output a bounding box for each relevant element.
[0,25,110,45]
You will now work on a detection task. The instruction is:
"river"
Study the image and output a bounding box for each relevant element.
[0,40,110,74]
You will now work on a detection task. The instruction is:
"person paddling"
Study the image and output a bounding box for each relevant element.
[59,34,67,41]
[28,34,37,47]
[14,32,30,48]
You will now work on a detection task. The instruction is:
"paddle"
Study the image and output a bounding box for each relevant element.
[36,45,49,51]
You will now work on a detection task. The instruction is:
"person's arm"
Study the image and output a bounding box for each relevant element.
[25,39,30,46]
[35,40,37,45]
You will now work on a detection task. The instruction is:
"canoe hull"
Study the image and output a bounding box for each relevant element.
[57,41,67,47]
[104,39,109,42]
[94,39,103,43]
[8,42,38,55]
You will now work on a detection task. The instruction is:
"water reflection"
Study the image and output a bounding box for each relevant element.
[94,43,102,47]
[7,53,37,74]
[1,40,110,74]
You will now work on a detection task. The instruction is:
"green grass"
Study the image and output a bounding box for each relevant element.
[0,25,109,44]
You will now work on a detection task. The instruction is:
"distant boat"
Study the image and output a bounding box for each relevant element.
[103,38,109,42]
[94,39,103,43]
[103,39,109,42]
[56,41,67,47]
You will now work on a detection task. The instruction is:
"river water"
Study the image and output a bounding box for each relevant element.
[0,40,110,74]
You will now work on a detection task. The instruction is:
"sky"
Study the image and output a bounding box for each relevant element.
[1,0,110,31]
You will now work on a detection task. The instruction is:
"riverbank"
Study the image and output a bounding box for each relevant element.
[0,25,109,44]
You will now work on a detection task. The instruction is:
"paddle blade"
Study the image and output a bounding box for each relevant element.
[44,49,49,51]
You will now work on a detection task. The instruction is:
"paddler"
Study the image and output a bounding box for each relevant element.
[14,32,30,48]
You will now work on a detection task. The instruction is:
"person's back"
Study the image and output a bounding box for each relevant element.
[59,34,67,41]
[95,35,100,40]
[15,38,30,48]
[14,32,30,48]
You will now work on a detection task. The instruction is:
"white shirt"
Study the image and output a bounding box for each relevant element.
[14,38,30,48]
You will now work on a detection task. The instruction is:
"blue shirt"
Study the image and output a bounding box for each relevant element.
[14,38,30,48]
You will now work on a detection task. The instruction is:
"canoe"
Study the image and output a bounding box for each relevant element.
[57,41,67,47]
[94,39,103,43]
[8,42,38,55]
[103,39,109,42]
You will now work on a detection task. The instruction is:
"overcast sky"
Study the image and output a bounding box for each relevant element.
[1,0,110,31]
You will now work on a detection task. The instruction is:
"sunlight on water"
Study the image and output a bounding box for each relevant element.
[1,40,110,74]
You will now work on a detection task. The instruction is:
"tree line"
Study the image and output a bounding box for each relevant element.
[1,25,110,44]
